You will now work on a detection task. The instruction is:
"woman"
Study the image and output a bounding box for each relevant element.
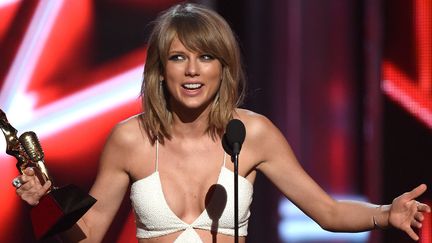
[14,3,430,243]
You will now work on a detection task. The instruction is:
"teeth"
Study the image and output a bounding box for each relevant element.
[183,83,202,89]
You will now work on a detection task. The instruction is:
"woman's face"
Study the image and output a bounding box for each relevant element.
[163,37,222,112]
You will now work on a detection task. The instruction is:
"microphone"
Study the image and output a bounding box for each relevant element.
[222,119,245,243]
[222,119,246,158]
[19,131,52,186]
[19,131,44,161]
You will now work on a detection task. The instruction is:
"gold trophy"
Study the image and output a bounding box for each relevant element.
[0,109,96,240]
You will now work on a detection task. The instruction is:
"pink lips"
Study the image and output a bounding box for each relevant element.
[181,82,204,96]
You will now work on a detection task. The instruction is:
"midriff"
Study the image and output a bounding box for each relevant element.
[137,229,246,243]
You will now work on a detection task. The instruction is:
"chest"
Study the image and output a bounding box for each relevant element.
[129,138,256,211]
[157,143,225,205]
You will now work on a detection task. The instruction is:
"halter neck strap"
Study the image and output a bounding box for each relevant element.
[155,140,159,172]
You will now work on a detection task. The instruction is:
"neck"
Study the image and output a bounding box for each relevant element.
[170,103,212,139]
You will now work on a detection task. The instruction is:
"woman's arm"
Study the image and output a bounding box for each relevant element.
[61,123,133,242]
[16,121,136,242]
[247,114,430,240]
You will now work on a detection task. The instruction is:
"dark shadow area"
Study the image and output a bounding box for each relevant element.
[205,184,228,243]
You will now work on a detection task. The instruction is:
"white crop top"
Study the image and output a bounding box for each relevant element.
[130,141,253,242]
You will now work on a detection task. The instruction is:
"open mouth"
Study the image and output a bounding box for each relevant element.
[182,83,203,90]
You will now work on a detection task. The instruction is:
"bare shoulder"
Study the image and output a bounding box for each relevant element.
[107,113,150,149]
[234,108,278,139]
[100,114,153,171]
[233,108,290,166]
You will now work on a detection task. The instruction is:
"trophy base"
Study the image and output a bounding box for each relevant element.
[30,184,97,240]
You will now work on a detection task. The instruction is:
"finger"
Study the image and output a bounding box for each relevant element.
[34,182,51,201]
[16,184,32,195]
[22,194,39,206]
[41,180,52,194]
[418,203,431,213]
[17,182,32,192]
[19,174,32,184]
[411,219,423,228]
[20,170,37,183]
[11,177,23,188]
[21,167,37,180]
[18,175,45,193]
[18,180,40,192]
[414,212,424,222]
[18,188,38,204]
[23,167,35,176]
[29,200,39,206]
[21,174,42,186]
[404,184,427,201]
[405,227,419,241]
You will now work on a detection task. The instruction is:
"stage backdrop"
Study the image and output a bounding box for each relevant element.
[0,0,430,243]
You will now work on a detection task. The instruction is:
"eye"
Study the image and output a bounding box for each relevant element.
[200,54,215,61]
[168,54,185,61]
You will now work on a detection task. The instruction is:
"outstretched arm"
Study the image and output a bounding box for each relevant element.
[246,114,430,240]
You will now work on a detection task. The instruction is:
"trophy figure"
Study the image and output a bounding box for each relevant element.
[0,109,96,240]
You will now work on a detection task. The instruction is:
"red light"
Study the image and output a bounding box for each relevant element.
[419,201,431,243]
[382,0,432,129]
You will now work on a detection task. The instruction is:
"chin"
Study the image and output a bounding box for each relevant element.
[185,104,208,110]
[171,96,214,112]
[182,100,213,111]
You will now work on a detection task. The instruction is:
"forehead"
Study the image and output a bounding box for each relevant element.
[168,36,205,55]
[168,37,186,51]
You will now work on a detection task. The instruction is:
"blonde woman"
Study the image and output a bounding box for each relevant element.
[14,3,430,243]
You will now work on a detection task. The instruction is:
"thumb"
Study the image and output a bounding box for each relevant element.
[23,167,35,176]
[42,180,52,193]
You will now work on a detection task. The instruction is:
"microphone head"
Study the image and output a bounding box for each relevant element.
[222,133,233,155]
[222,119,246,156]
[19,131,44,161]
[226,119,246,146]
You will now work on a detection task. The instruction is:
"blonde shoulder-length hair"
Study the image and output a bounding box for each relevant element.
[140,3,246,144]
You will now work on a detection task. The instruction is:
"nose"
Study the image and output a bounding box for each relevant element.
[185,59,199,77]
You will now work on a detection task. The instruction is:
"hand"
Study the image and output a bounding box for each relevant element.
[388,184,431,241]
[13,167,52,206]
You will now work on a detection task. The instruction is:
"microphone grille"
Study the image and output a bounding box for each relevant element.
[19,131,44,161]
[226,119,246,145]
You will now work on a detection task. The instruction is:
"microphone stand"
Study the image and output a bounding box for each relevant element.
[222,119,245,243]
[232,151,239,243]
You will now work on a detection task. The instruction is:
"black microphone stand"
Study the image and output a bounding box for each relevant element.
[232,146,240,243]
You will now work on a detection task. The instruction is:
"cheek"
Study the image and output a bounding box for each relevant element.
[165,62,184,77]
[161,73,175,94]
[206,65,223,82]
[164,67,182,88]
[164,80,177,96]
